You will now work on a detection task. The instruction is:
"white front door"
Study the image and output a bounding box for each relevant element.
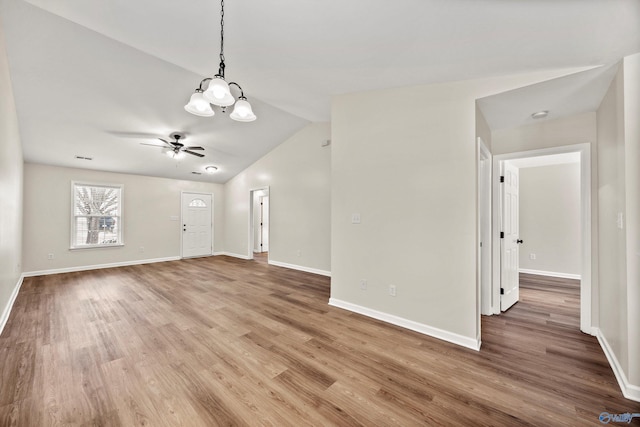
[501,162,520,311]
[181,193,212,258]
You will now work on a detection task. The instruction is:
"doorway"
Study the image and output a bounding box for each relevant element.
[249,187,270,261]
[486,143,592,335]
[181,192,213,258]
[256,194,269,253]
[478,138,493,319]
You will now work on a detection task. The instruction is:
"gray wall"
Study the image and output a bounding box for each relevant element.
[597,63,628,381]
[596,56,640,390]
[330,70,574,349]
[223,122,331,274]
[519,163,581,276]
[0,21,24,331]
[622,53,640,388]
[22,164,225,273]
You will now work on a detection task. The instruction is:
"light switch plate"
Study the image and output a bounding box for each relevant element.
[617,212,624,229]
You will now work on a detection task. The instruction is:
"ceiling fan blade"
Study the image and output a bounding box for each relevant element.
[140,143,166,148]
[184,150,205,158]
[185,146,205,150]
[158,138,174,147]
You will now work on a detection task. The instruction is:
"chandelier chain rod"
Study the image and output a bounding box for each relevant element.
[218,0,226,77]
[184,0,255,120]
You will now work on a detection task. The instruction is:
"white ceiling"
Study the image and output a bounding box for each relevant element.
[477,64,620,131]
[1,0,639,182]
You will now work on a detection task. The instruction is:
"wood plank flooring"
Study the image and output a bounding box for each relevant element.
[1,259,638,426]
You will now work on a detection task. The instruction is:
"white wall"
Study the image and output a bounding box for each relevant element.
[0,21,24,331]
[23,163,224,273]
[330,69,583,348]
[223,122,331,274]
[519,163,581,276]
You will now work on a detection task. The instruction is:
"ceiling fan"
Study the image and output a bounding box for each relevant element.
[141,132,205,158]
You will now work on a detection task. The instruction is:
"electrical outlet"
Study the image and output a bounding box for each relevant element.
[296,249,302,257]
[351,213,361,224]
[529,253,536,260]
[360,279,367,290]
[389,285,397,297]
[139,246,145,253]
[47,253,54,260]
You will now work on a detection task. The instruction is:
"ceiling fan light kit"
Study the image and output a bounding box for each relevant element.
[185,0,256,122]
[143,133,206,159]
[165,149,185,159]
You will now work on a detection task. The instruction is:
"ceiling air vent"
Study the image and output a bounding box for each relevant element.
[74,156,93,161]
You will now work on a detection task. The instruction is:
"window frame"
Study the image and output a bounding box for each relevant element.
[70,181,124,250]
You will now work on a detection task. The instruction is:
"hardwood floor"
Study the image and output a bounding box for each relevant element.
[1,259,638,426]
[253,252,268,265]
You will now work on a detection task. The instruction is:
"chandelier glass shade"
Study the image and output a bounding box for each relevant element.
[229,97,256,122]
[184,0,256,122]
[184,92,215,117]
[202,76,235,107]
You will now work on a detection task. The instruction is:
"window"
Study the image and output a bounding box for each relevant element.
[71,182,123,248]
[188,198,207,207]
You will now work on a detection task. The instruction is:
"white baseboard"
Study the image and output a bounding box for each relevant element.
[268,260,331,277]
[0,274,25,336]
[214,252,251,260]
[595,328,640,402]
[519,268,581,280]
[329,298,480,351]
[23,256,181,277]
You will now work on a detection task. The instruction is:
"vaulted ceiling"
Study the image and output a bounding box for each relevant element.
[2,0,639,182]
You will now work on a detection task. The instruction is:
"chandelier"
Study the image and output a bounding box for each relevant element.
[184,0,256,122]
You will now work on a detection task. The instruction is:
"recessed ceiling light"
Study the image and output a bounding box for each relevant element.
[205,166,218,174]
[531,110,549,119]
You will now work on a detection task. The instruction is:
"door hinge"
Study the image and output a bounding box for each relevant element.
[480,242,483,247]
[500,288,505,295]
[500,176,504,183]
[500,231,504,239]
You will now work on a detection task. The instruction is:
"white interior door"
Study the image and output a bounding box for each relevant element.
[501,162,520,311]
[260,195,269,252]
[181,193,212,258]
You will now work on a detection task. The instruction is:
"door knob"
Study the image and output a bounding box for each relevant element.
[516,239,523,244]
